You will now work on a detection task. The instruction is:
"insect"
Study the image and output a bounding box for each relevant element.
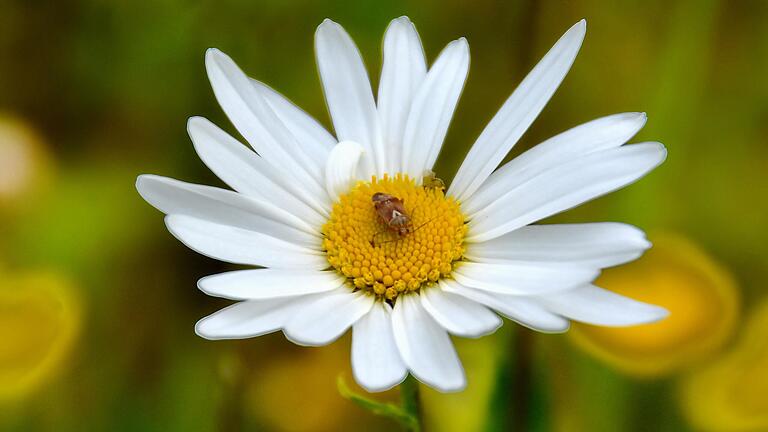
[370,192,441,247]
[421,170,446,192]
[371,192,412,240]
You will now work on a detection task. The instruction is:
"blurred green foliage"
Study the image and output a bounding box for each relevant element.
[1,0,767,431]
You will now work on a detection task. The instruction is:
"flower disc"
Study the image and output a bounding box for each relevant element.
[323,174,466,300]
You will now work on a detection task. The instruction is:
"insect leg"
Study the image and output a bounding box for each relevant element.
[370,229,393,247]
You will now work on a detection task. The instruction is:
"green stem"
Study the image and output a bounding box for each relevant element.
[512,329,533,431]
[336,375,420,430]
[400,376,422,432]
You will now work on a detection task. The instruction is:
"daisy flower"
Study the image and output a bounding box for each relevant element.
[136,16,668,393]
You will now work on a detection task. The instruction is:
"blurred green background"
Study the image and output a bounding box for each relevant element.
[1,0,767,431]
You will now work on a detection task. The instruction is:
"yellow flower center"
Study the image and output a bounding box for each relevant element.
[322,174,466,300]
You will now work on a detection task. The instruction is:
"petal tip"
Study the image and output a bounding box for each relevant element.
[568,19,587,40]
[635,111,649,129]
[187,115,205,126]
[194,274,222,298]
[205,48,230,75]
[354,372,407,393]
[194,317,218,340]
[427,374,467,393]
[317,18,340,33]
[186,116,208,136]
[135,174,146,191]
[135,174,156,196]
[393,15,412,25]
[649,306,671,322]
[204,47,222,62]
[625,111,647,123]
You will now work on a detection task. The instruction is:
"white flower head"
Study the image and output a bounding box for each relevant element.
[136,16,668,393]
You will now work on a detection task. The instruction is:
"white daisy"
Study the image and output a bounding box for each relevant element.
[136,16,668,393]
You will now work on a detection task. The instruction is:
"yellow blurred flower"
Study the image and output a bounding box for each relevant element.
[569,233,739,377]
[244,336,397,431]
[0,115,53,211]
[0,269,81,402]
[679,298,768,431]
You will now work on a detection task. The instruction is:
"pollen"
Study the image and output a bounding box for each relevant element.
[322,174,466,300]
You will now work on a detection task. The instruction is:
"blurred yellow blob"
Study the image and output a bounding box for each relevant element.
[570,233,739,377]
[0,115,53,210]
[245,338,396,431]
[679,298,768,431]
[0,270,81,402]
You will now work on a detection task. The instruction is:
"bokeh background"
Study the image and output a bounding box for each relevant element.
[1,0,767,431]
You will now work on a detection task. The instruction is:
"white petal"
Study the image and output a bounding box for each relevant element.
[452,262,598,295]
[315,19,382,177]
[197,269,344,300]
[165,215,328,269]
[251,79,336,163]
[136,175,321,249]
[283,289,374,346]
[195,297,308,340]
[536,285,669,326]
[325,141,364,199]
[448,20,587,202]
[205,49,327,198]
[463,112,647,215]
[402,38,469,179]
[377,16,427,174]
[465,223,650,268]
[441,280,569,333]
[188,116,328,225]
[392,293,466,392]
[352,302,408,392]
[466,142,667,243]
[420,287,501,338]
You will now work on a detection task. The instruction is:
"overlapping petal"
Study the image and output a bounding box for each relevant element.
[448,20,587,202]
[535,285,669,326]
[197,269,344,300]
[136,175,321,249]
[401,38,469,179]
[420,287,501,338]
[283,288,374,346]
[392,293,466,392]
[205,49,327,199]
[315,19,383,177]
[466,143,667,243]
[165,215,328,269]
[462,112,647,214]
[324,141,364,199]
[464,222,650,268]
[251,79,336,163]
[440,280,570,333]
[195,298,309,340]
[378,16,427,174]
[452,262,599,295]
[352,302,408,392]
[188,116,329,225]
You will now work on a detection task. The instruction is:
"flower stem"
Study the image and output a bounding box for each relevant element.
[400,375,422,432]
[512,329,533,430]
